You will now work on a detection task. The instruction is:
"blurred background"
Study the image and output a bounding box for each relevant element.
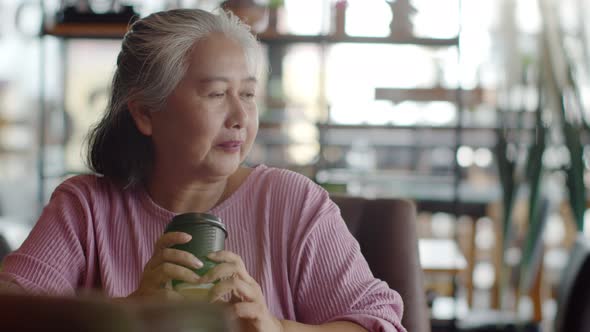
[0,0,589,331]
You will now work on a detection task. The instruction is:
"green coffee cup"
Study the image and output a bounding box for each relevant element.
[164,212,227,289]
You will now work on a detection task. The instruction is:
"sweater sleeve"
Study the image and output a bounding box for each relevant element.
[291,199,407,332]
[0,185,89,295]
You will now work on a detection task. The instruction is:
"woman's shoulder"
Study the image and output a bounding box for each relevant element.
[53,173,125,201]
[253,165,318,190]
[248,165,342,245]
[249,164,334,213]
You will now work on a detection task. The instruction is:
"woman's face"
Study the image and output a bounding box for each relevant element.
[149,33,259,179]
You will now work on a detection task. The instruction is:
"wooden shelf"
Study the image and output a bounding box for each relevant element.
[43,23,458,46]
[0,118,30,127]
[416,199,488,218]
[317,169,500,204]
[258,121,287,129]
[258,32,458,47]
[43,23,130,39]
[260,120,534,132]
[375,87,487,107]
[0,148,31,155]
[258,122,532,148]
[316,123,526,131]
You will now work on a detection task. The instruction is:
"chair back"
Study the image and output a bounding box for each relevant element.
[554,234,590,332]
[0,234,10,263]
[331,195,431,332]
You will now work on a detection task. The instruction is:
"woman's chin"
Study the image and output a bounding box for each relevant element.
[209,158,242,176]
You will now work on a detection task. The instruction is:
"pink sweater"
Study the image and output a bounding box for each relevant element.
[0,165,405,331]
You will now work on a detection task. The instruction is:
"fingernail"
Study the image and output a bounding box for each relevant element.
[193,273,200,282]
[192,257,203,268]
[182,233,192,241]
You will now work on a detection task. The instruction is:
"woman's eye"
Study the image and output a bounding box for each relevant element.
[241,92,256,99]
[209,92,225,98]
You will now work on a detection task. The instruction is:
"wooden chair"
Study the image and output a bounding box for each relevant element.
[554,234,590,332]
[332,195,431,332]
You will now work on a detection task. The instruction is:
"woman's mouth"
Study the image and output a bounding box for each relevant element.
[216,140,243,153]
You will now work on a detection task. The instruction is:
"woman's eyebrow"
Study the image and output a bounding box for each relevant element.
[198,76,257,84]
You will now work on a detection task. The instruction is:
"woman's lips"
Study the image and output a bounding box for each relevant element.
[216,140,243,153]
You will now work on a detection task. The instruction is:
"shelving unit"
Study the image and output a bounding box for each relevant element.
[39,22,467,176]
[36,3,491,317]
[38,6,476,204]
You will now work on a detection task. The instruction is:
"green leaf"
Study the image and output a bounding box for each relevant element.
[494,126,518,252]
[520,106,547,293]
[560,100,587,231]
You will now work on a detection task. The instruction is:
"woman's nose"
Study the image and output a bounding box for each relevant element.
[226,95,248,129]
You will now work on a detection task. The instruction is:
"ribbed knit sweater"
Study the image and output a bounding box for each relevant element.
[0,165,405,331]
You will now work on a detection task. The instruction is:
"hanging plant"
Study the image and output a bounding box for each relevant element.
[494,113,518,255]
[268,0,284,8]
[519,82,548,294]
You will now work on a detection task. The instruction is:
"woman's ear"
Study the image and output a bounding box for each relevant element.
[128,100,153,136]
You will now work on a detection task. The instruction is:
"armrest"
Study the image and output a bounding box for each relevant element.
[0,293,236,332]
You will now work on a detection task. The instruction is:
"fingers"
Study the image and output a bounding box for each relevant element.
[232,302,263,320]
[143,262,200,289]
[203,251,260,304]
[133,232,203,301]
[155,232,192,250]
[200,251,254,284]
[207,250,243,266]
[199,263,250,284]
[141,232,196,292]
[147,248,203,272]
[202,251,279,331]
[209,275,258,303]
[231,303,283,332]
[145,232,201,271]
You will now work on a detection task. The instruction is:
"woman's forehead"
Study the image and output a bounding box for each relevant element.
[186,34,258,79]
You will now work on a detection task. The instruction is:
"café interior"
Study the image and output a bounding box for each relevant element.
[0,0,589,331]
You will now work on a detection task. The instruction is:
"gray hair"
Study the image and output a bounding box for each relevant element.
[86,8,263,187]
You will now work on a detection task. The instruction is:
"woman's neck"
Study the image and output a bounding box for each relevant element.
[145,167,243,213]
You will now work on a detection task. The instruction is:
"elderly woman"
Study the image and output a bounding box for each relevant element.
[0,9,405,332]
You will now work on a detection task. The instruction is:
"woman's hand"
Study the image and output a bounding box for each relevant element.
[201,250,283,332]
[129,232,203,300]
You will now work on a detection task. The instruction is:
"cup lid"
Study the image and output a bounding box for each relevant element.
[166,212,227,237]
